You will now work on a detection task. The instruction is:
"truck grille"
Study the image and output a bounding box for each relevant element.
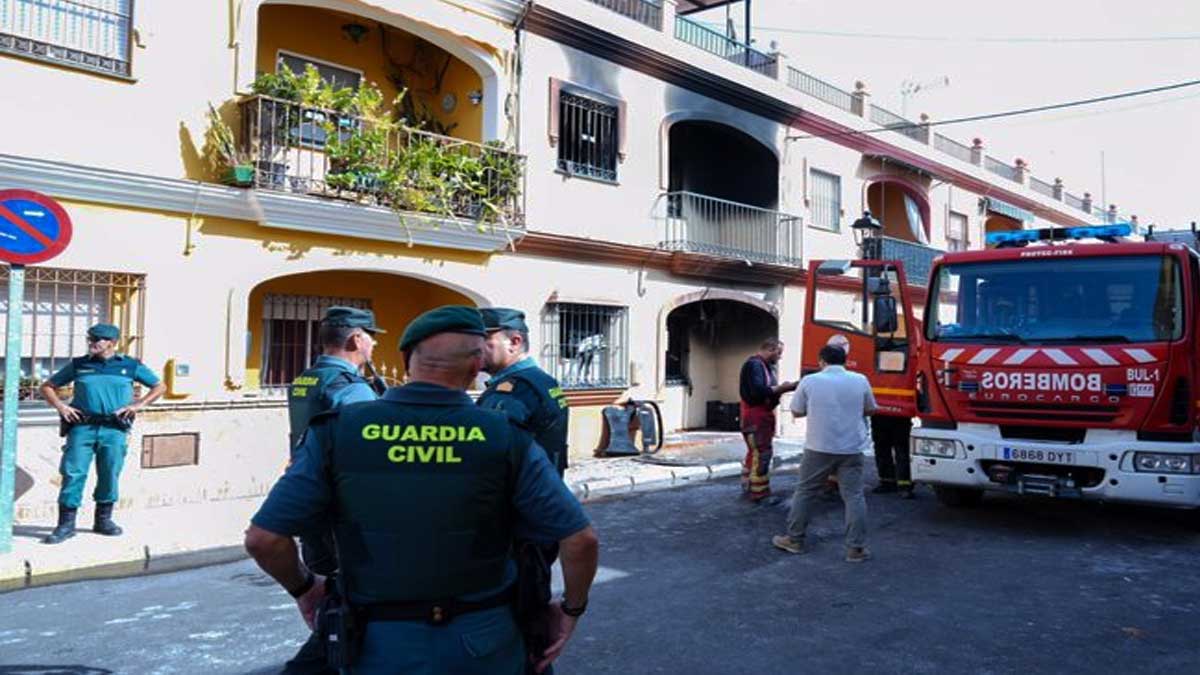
[968,401,1119,424]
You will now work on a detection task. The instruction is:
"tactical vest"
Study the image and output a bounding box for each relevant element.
[326,400,526,605]
[506,368,569,473]
[477,365,571,470]
[287,365,360,448]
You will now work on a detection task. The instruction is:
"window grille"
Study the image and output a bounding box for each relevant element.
[0,0,134,77]
[260,294,370,388]
[541,303,629,389]
[0,266,146,398]
[947,211,969,251]
[557,92,619,182]
[809,169,841,231]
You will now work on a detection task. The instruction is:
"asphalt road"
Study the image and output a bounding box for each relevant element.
[2,473,1199,674]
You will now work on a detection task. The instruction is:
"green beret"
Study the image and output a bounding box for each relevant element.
[322,306,384,333]
[87,323,120,341]
[480,307,528,333]
[399,305,486,352]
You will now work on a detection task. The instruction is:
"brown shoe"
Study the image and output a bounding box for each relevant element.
[772,535,806,554]
[845,546,872,563]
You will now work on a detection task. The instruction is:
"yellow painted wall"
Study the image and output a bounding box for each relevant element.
[244,270,475,388]
[255,4,483,141]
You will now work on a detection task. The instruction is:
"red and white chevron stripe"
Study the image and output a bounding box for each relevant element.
[935,346,1161,367]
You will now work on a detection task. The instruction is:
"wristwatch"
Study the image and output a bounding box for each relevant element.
[561,598,587,617]
[288,570,316,599]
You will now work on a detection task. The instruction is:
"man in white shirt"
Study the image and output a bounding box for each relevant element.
[772,343,877,562]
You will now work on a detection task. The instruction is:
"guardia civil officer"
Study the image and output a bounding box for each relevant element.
[283,306,384,674]
[246,306,599,674]
[39,323,166,544]
[477,308,571,673]
[286,306,384,449]
[478,308,569,476]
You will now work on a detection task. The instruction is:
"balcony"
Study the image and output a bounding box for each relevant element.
[674,15,778,78]
[237,95,525,227]
[862,236,943,287]
[656,191,801,266]
[586,0,663,29]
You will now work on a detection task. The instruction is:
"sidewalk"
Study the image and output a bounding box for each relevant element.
[0,433,805,592]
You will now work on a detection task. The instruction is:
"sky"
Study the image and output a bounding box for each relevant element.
[692,0,1200,227]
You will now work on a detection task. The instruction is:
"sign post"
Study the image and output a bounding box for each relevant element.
[0,189,72,554]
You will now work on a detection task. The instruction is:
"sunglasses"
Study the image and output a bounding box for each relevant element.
[86,336,112,343]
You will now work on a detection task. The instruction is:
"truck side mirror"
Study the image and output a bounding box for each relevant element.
[874,296,898,334]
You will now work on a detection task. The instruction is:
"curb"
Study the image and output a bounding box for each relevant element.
[570,453,804,502]
[2,454,805,594]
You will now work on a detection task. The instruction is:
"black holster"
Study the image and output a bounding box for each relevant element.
[316,578,362,670]
[515,540,553,673]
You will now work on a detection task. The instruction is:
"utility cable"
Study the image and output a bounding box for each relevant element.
[786,78,1200,141]
[697,22,1200,44]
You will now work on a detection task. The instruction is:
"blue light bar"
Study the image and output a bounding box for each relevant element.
[985,223,1133,246]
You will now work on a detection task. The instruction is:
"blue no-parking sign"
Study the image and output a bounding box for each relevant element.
[0,189,73,264]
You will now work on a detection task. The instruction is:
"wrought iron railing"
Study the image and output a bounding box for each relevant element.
[786,67,853,112]
[656,191,802,266]
[237,95,526,227]
[862,236,943,287]
[1029,176,1055,198]
[984,156,1019,182]
[674,15,778,78]
[870,105,923,142]
[0,0,133,77]
[933,133,973,163]
[586,0,662,29]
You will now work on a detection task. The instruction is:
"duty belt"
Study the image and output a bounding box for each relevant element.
[359,587,514,626]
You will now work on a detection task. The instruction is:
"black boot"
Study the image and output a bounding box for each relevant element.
[93,502,123,536]
[42,506,78,544]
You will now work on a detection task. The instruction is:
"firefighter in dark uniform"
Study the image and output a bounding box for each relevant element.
[245,306,599,674]
[283,306,385,674]
[477,308,569,476]
[39,323,166,544]
[872,415,914,498]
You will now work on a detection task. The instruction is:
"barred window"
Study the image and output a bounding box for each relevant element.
[809,169,841,231]
[260,294,370,388]
[0,266,146,399]
[947,210,969,252]
[0,0,134,78]
[541,303,629,389]
[557,92,619,182]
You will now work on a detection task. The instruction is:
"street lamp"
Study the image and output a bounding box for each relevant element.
[852,211,882,260]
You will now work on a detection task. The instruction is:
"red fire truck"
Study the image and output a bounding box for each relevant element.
[803,222,1200,510]
[910,223,1200,508]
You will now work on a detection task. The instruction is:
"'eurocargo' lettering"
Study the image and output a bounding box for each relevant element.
[980,371,1102,392]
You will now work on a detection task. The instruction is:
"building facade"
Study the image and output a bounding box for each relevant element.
[0,0,1129,520]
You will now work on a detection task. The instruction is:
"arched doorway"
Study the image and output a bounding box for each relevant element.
[245,270,476,390]
[866,179,931,244]
[662,298,778,431]
[984,213,1022,247]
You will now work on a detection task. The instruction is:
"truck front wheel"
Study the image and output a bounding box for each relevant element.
[934,486,984,507]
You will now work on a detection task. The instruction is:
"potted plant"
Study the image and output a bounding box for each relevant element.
[204,103,254,186]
